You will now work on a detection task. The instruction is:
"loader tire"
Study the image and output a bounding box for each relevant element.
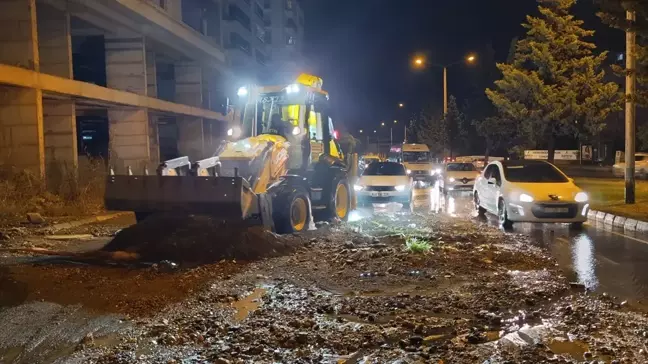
[273,186,311,234]
[323,178,350,221]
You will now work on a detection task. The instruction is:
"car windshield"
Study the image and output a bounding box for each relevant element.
[363,162,406,176]
[503,163,568,183]
[446,163,476,171]
[402,151,431,162]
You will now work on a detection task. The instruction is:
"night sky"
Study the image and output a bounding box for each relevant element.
[301,0,624,136]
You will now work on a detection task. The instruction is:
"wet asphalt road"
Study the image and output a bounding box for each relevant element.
[412,186,648,309]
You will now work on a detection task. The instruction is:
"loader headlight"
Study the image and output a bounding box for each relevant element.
[406,169,412,175]
[286,84,300,94]
[395,185,407,192]
[354,184,364,191]
[292,126,302,136]
[237,86,248,97]
[575,192,588,202]
[449,177,455,182]
[519,193,534,202]
[227,127,242,139]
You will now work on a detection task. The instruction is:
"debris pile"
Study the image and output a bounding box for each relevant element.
[102,214,300,263]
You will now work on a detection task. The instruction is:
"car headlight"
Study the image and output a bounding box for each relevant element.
[449,177,455,182]
[436,168,442,174]
[575,192,588,202]
[395,185,406,192]
[406,169,411,175]
[430,170,436,176]
[519,193,534,202]
[353,184,364,192]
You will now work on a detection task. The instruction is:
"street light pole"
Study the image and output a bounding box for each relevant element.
[625,10,637,204]
[443,67,448,116]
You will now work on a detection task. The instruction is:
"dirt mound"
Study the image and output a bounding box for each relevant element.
[102,215,297,263]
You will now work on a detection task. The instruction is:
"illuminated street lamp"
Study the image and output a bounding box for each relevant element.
[412,53,477,115]
[381,122,385,126]
[359,129,363,133]
[393,120,398,124]
[398,103,404,108]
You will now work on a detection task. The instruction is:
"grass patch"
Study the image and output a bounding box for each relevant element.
[574,178,648,220]
[405,237,431,253]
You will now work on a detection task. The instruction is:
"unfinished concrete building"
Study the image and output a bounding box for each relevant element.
[0,0,238,184]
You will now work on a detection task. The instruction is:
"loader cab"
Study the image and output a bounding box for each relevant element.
[238,82,343,170]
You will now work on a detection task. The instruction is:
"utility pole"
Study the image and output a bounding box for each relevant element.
[625,10,636,204]
[443,67,448,116]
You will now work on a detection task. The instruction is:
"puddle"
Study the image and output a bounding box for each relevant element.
[546,337,589,360]
[231,287,267,321]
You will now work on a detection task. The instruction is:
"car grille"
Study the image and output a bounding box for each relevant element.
[451,178,474,184]
[365,186,396,191]
[531,203,578,218]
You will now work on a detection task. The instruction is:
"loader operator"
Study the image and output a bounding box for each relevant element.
[269,113,302,170]
[268,113,293,138]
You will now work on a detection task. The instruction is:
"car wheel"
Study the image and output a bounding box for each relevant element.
[498,198,513,229]
[474,192,486,216]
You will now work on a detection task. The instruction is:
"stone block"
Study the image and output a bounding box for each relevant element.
[595,211,607,222]
[613,216,626,227]
[604,213,615,225]
[624,218,639,231]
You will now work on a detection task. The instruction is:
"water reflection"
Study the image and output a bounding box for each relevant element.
[572,234,599,290]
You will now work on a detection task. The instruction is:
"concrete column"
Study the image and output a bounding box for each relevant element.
[0,87,44,176]
[105,35,151,171]
[149,114,160,166]
[0,0,39,70]
[176,62,204,160]
[0,0,44,177]
[146,51,157,98]
[37,3,72,78]
[177,117,204,161]
[105,35,147,95]
[109,108,150,172]
[37,3,77,186]
[43,99,77,171]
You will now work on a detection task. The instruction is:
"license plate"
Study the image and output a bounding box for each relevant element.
[544,207,569,213]
[370,192,390,197]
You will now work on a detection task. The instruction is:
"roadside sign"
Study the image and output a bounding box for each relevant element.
[581,145,592,161]
[524,150,579,161]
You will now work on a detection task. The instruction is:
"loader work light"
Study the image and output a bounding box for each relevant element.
[237,86,249,97]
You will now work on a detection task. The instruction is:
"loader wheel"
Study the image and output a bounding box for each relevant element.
[274,187,311,234]
[324,179,350,221]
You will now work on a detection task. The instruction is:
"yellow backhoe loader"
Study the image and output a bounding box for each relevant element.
[105,74,353,233]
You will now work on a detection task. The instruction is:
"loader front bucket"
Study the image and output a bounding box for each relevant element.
[105,175,258,221]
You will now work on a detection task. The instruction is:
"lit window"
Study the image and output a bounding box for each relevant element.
[287,36,295,45]
[286,0,293,10]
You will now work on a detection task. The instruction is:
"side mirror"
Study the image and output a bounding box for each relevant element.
[487,177,497,185]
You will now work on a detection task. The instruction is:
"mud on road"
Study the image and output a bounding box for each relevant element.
[1,212,648,363]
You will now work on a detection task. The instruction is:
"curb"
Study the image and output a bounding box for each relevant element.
[588,209,648,233]
[47,212,132,233]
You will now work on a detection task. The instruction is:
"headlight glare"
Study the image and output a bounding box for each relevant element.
[449,177,455,182]
[353,184,364,192]
[575,192,588,202]
[406,169,411,175]
[519,193,534,202]
[395,185,406,192]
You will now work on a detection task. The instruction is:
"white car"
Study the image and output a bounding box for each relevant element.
[354,162,413,208]
[440,162,481,193]
[473,160,589,228]
[613,152,648,178]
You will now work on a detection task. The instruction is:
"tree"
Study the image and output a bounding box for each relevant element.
[445,96,467,157]
[473,115,517,160]
[596,0,648,106]
[410,104,447,157]
[486,0,621,162]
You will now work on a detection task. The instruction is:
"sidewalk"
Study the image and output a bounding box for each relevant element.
[576,177,648,231]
